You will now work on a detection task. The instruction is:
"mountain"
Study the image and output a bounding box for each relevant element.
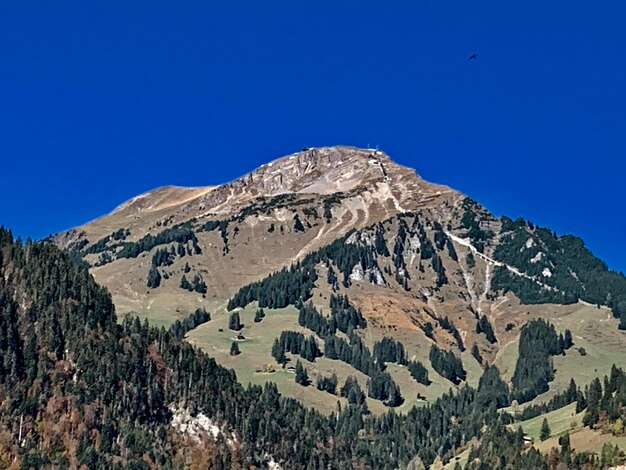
[53,146,626,442]
[55,146,457,317]
[4,227,606,469]
[0,145,621,467]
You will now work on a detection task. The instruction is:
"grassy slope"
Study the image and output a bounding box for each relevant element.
[536,428,626,455]
[514,403,582,440]
[185,300,482,416]
[517,402,626,456]
[496,303,626,407]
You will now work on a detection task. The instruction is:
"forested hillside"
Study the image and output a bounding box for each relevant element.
[492,216,626,325]
[0,227,501,467]
[43,146,626,466]
[5,227,623,468]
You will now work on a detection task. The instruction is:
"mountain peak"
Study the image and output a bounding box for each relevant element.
[229,145,409,197]
[55,146,458,259]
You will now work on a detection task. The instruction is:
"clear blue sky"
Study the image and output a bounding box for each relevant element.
[1,1,625,273]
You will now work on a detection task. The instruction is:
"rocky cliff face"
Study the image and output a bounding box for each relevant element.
[57,146,456,246]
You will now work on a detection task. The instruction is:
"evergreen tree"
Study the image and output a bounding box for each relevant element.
[326,265,338,291]
[230,341,240,356]
[179,274,192,291]
[169,308,211,339]
[540,418,550,441]
[374,223,390,256]
[583,377,603,426]
[511,319,569,403]
[385,381,404,407]
[191,274,207,294]
[476,365,510,409]
[302,336,320,362]
[147,265,161,288]
[228,312,242,331]
[295,360,309,385]
[439,316,465,351]
[564,329,574,349]
[466,252,476,269]
[317,373,338,395]
[558,433,570,453]
[271,339,286,366]
[407,361,430,385]
[341,376,365,405]
[429,345,466,385]
[293,214,305,232]
[253,308,265,323]
[471,343,483,364]
[476,315,497,343]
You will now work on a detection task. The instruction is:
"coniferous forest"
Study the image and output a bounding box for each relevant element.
[0,227,504,468]
[1,216,625,468]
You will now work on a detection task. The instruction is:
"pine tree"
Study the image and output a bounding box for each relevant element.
[564,329,573,349]
[293,214,305,232]
[254,309,265,323]
[271,339,286,365]
[341,376,365,405]
[295,360,309,386]
[179,275,192,291]
[540,418,550,441]
[476,365,510,409]
[326,265,338,291]
[230,341,240,356]
[316,373,338,395]
[191,274,207,294]
[471,343,483,364]
[147,265,161,288]
[407,361,429,385]
[228,312,242,331]
[576,390,587,413]
[466,252,476,268]
[476,315,497,343]
[385,381,403,407]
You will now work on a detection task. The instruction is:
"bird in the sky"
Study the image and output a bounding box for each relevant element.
[468,53,478,60]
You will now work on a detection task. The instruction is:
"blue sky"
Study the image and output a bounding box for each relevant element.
[1,1,625,273]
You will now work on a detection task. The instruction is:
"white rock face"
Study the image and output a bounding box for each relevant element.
[350,263,365,282]
[349,263,385,285]
[346,229,375,246]
[521,237,535,251]
[405,233,421,261]
[542,267,552,277]
[345,231,359,245]
[170,407,220,442]
[530,252,544,263]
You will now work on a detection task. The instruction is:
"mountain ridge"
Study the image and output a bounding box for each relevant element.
[56,146,457,250]
[51,145,626,420]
